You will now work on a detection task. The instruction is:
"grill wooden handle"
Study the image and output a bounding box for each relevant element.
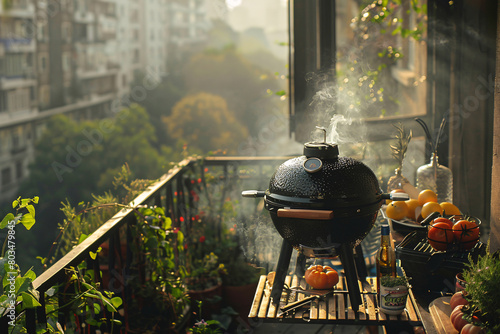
[277,209,334,220]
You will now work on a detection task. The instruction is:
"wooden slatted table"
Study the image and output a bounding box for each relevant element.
[249,274,422,327]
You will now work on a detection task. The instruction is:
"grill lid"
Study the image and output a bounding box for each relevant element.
[266,142,382,210]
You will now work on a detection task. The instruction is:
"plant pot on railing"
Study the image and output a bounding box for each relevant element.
[188,280,223,320]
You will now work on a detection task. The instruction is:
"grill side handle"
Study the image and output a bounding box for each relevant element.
[277,208,334,220]
[242,190,266,198]
[380,192,410,201]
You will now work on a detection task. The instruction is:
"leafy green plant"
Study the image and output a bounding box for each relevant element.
[46,261,122,332]
[184,253,226,291]
[380,275,409,288]
[127,205,190,332]
[0,197,123,333]
[462,250,500,333]
[0,197,42,329]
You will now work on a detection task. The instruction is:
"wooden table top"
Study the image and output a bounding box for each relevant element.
[248,274,422,327]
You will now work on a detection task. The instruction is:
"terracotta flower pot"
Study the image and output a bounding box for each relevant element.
[222,282,258,323]
[188,282,223,319]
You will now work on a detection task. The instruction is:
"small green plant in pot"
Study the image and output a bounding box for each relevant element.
[462,250,500,333]
[379,275,410,315]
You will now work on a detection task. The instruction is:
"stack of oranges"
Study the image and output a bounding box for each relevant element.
[385,189,461,221]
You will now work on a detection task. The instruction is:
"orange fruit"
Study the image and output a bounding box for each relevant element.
[405,199,421,221]
[440,202,461,216]
[386,201,409,221]
[418,189,438,206]
[421,201,443,219]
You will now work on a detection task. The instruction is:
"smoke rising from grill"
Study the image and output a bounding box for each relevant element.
[309,81,368,146]
[237,215,283,271]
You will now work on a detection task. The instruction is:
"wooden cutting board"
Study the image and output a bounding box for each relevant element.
[429,296,458,334]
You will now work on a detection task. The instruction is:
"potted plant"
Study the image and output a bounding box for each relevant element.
[460,250,500,333]
[220,255,262,322]
[185,252,226,320]
[379,275,410,315]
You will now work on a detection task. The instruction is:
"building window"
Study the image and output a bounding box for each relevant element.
[15,161,23,180]
[1,167,11,187]
[62,23,72,43]
[39,55,47,73]
[63,52,71,72]
[39,85,50,108]
[0,92,7,112]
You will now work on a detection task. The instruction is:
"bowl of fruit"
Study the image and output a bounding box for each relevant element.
[426,215,481,252]
[383,189,462,235]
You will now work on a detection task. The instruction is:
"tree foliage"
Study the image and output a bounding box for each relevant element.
[182,47,283,136]
[18,104,175,261]
[163,92,249,154]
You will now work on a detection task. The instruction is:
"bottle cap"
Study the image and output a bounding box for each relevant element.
[381,224,390,235]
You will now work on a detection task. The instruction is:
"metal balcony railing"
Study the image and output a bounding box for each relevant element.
[0,156,289,333]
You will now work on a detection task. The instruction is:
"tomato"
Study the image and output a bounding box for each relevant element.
[304,265,339,290]
[461,323,485,334]
[450,305,469,332]
[433,217,454,228]
[428,222,454,251]
[450,291,468,310]
[452,220,479,250]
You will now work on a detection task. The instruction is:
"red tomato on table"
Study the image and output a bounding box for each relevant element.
[452,219,479,250]
[428,222,454,251]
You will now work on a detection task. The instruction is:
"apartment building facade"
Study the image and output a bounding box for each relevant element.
[0,0,213,204]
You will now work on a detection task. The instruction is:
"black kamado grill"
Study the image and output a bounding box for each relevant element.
[243,137,406,310]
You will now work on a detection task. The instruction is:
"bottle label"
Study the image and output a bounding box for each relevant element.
[379,285,408,315]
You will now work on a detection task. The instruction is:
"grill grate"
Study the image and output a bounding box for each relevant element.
[396,231,487,292]
[398,231,486,258]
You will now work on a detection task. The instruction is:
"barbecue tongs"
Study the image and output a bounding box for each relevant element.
[277,290,334,317]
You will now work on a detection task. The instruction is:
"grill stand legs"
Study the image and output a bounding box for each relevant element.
[270,240,363,312]
[339,243,362,311]
[270,239,294,305]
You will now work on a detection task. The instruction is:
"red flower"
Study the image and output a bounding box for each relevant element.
[179,216,184,223]
[199,236,206,243]
[197,178,202,183]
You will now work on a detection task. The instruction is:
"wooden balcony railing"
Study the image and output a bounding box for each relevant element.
[0,155,290,333]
